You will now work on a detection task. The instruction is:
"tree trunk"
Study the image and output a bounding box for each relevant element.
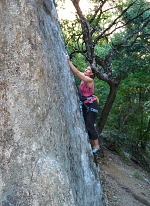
[0,0,104,205]
[98,83,119,133]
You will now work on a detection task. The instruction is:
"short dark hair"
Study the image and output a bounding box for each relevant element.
[90,67,96,79]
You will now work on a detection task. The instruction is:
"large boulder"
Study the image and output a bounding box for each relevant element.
[0,0,104,205]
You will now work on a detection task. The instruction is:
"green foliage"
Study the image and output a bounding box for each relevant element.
[57,0,150,167]
[94,78,109,106]
[94,43,112,60]
[61,20,81,43]
[71,53,87,71]
[105,71,150,155]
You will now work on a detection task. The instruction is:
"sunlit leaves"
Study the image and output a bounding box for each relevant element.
[94,43,111,60]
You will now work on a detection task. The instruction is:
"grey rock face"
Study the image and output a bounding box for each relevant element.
[0,0,104,205]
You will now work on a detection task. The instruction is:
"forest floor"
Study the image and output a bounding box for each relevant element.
[97,148,150,206]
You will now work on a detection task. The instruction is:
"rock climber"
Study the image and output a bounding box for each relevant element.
[66,55,100,154]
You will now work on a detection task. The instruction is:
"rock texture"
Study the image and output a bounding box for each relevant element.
[0,0,104,205]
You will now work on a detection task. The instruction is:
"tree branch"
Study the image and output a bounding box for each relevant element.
[93,0,138,44]
[71,0,94,61]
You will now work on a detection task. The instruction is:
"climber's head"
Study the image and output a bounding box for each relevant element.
[84,66,95,79]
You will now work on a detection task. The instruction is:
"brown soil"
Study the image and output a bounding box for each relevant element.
[97,148,150,206]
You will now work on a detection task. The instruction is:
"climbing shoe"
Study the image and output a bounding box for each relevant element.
[92,147,100,154]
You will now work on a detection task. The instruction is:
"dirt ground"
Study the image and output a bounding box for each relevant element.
[97,148,150,206]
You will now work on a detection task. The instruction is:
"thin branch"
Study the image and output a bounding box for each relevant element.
[94,0,137,44]
[115,17,150,48]
[89,0,107,23]
[71,0,94,61]
[93,7,150,45]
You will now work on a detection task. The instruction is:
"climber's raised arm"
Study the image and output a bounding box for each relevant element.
[66,55,93,84]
